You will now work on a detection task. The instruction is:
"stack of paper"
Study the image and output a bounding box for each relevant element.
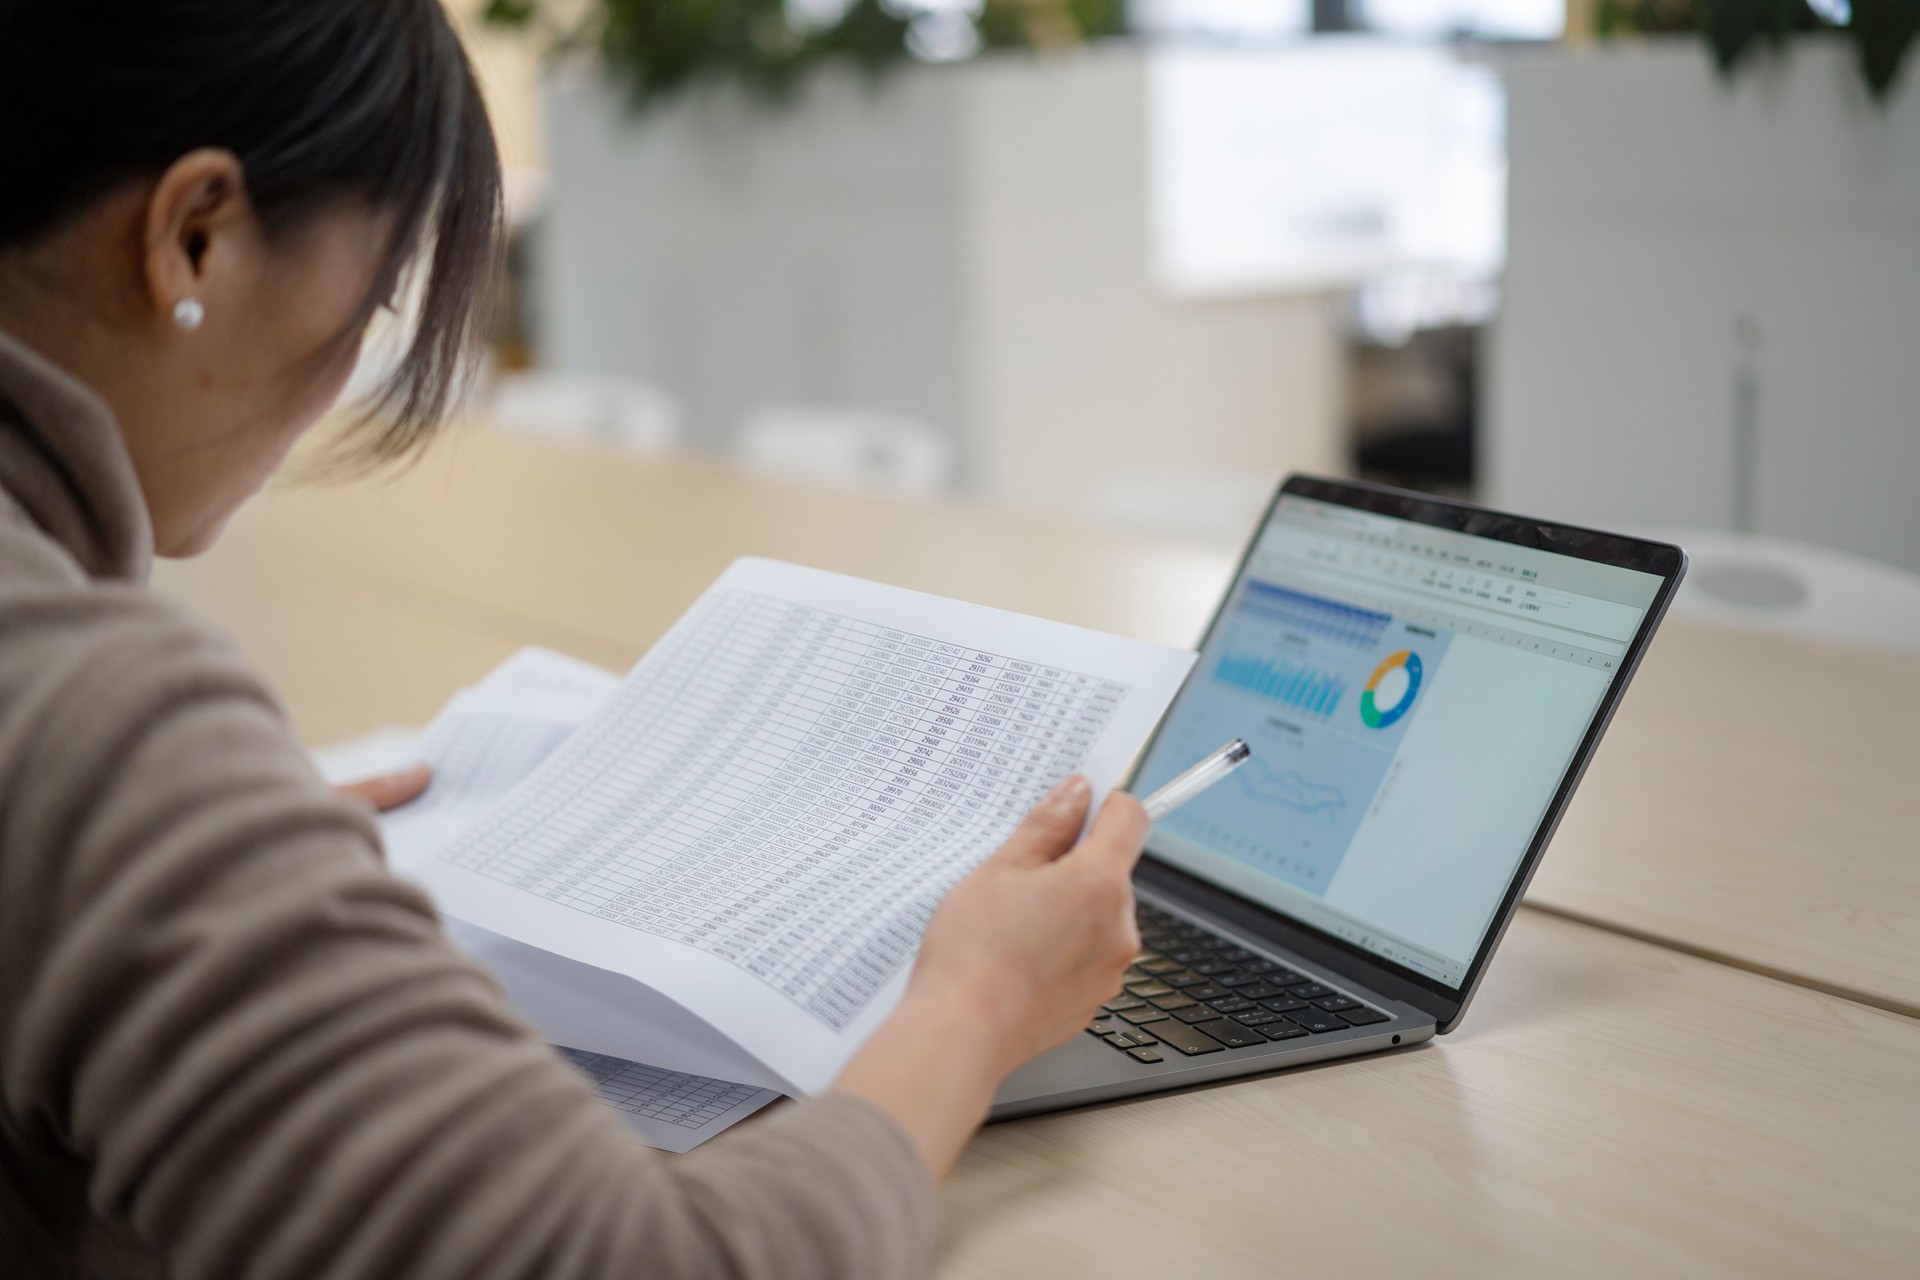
[320,559,1196,1143]
[315,651,783,1151]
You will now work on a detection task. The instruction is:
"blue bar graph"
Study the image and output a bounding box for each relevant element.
[1212,652,1347,718]
[1235,580,1390,650]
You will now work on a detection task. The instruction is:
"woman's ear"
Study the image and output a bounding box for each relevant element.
[141,149,253,336]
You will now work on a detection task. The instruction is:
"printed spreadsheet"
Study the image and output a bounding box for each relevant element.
[557,1047,767,1130]
[442,588,1128,1029]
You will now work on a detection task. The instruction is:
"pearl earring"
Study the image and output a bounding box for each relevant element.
[172,297,205,332]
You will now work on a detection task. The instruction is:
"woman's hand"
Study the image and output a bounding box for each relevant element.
[911,775,1148,1071]
[832,775,1150,1178]
[334,764,432,813]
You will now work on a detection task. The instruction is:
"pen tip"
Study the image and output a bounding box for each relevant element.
[1228,739,1251,762]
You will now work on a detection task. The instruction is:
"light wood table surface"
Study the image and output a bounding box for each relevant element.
[195,427,1245,659]
[151,429,1920,1276]
[943,910,1919,1279]
[160,428,1920,1018]
[1526,622,1920,1018]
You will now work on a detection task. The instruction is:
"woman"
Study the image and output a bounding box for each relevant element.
[0,3,1149,1277]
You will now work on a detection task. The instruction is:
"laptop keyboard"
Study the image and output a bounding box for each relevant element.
[1087,903,1391,1064]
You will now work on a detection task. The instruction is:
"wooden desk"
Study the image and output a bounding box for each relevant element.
[945,910,1920,1278]
[150,430,1920,1276]
[213,428,1243,655]
[163,429,1920,1016]
[1527,622,1920,1018]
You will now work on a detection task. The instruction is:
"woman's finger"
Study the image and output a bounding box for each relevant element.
[335,763,432,813]
[988,774,1092,869]
[1066,791,1151,879]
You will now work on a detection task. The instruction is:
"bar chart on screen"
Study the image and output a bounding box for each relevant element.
[1212,651,1348,718]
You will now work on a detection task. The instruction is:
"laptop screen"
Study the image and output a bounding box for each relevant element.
[1132,490,1666,989]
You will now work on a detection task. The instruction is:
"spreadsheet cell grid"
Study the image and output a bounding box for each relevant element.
[442,589,1131,1029]
[557,1048,763,1129]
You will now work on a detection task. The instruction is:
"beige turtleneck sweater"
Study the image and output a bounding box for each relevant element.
[0,328,935,1280]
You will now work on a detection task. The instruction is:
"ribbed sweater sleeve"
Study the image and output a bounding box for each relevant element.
[0,503,936,1279]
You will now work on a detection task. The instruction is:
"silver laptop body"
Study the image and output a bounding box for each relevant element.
[992,475,1685,1120]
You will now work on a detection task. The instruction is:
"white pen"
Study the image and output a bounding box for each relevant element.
[1138,739,1251,822]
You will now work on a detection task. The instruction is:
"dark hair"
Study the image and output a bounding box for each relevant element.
[0,0,503,469]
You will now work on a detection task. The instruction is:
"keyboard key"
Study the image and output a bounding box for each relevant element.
[1085,1021,1113,1036]
[1287,1010,1349,1034]
[1130,914,1376,1048]
[1261,1023,1310,1042]
[1151,1020,1228,1055]
[1190,1018,1267,1049]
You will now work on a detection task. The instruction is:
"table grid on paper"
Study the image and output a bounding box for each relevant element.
[556,1048,763,1129]
[421,711,577,808]
[443,588,1130,1029]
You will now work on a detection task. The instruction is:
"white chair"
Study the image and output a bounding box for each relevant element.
[733,406,954,498]
[1643,528,1920,653]
[488,371,683,455]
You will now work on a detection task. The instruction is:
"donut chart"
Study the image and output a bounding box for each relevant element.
[1359,650,1422,729]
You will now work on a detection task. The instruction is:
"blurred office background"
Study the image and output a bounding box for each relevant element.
[420,0,1920,647]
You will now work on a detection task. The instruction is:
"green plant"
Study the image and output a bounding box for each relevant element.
[482,0,1126,112]
[1596,0,1920,99]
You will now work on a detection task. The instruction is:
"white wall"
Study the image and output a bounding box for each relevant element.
[533,49,1344,508]
[1488,41,1920,571]
[539,70,968,457]
[961,51,1344,506]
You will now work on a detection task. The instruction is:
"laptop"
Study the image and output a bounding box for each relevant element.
[991,475,1686,1118]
